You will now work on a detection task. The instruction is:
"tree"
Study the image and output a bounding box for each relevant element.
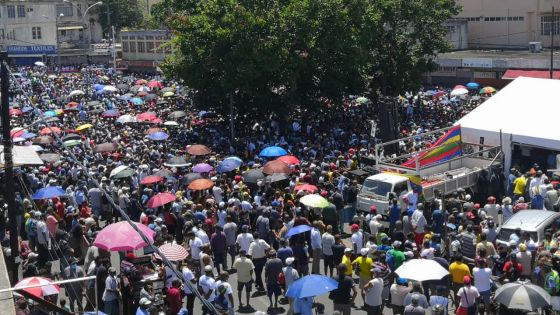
[96,0,144,36]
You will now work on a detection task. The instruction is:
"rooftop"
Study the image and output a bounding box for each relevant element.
[439,49,560,61]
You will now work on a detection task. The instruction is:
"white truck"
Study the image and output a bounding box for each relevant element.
[356,127,502,215]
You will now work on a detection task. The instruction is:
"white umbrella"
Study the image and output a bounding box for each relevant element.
[34,61,46,67]
[356,96,369,104]
[395,259,449,282]
[164,121,179,126]
[68,90,85,97]
[47,74,58,80]
[116,114,137,124]
[103,85,118,92]
[109,165,130,178]
[450,88,469,97]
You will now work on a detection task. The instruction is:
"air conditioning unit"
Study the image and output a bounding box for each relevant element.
[529,41,543,53]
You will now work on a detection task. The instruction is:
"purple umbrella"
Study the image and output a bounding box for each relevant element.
[192,163,213,173]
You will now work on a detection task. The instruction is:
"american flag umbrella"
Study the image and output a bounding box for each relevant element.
[494,281,551,311]
[154,243,188,261]
[146,192,176,208]
[15,277,60,298]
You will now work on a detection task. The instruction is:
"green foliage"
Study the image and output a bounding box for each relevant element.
[97,0,144,35]
[157,0,459,115]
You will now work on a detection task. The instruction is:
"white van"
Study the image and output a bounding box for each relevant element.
[497,210,560,244]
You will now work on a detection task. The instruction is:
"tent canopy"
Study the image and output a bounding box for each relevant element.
[456,76,560,151]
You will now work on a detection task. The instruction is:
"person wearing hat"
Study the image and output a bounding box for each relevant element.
[198,265,216,315]
[404,294,425,315]
[456,276,479,315]
[502,253,522,282]
[350,224,363,255]
[233,250,254,307]
[341,248,354,277]
[102,267,120,315]
[391,277,412,315]
[136,297,152,315]
[330,263,358,315]
[363,268,384,315]
[283,257,300,315]
[543,263,560,296]
[353,247,374,304]
[386,241,405,271]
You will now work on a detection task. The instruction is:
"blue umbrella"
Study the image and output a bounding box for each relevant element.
[102,109,119,117]
[118,94,131,101]
[259,146,288,157]
[43,111,56,117]
[21,132,37,139]
[286,275,339,298]
[217,158,243,173]
[32,186,66,199]
[93,84,104,91]
[224,156,243,163]
[130,97,144,105]
[148,131,169,141]
[22,106,33,113]
[285,224,313,238]
[466,82,480,89]
[425,90,437,96]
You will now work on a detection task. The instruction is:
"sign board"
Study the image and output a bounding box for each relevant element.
[7,45,56,55]
[0,146,43,166]
[462,58,493,68]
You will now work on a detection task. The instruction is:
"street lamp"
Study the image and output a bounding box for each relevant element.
[56,13,64,67]
[63,0,103,47]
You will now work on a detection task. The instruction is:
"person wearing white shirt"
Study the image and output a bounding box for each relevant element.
[351,224,364,255]
[236,226,254,253]
[369,215,383,237]
[195,226,210,245]
[310,225,322,274]
[212,185,224,204]
[182,263,196,315]
[248,233,270,291]
[321,226,336,276]
[198,266,216,315]
[473,259,492,315]
[411,204,427,247]
[364,269,384,313]
[187,232,203,261]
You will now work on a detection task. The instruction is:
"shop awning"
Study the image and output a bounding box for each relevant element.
[57,25,83,31]
[502,69,560,80]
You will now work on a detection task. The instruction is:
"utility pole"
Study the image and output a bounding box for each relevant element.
[551,6,555,79]
[229,93,235,141]
[0,52,19,284]
[111,25,116,71]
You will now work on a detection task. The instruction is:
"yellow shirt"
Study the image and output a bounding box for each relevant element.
[449,261,471,284]
[513,176,527,195]
[352,256,373,279]
[342,254,353,276]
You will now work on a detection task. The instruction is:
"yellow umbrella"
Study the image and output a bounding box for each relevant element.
[76,123,93,132]
[163,91,175,97]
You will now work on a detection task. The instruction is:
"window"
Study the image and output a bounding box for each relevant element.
[146,36,154,40]
[77,4,82,17]
[121,36,129,40]
[56,4,73,17]
[137,41,145,53]
[0,29,4,40]
[146,41,154,53]
[32,26,41,39]
[60,30,67,37]
[122,41,129,52]
[7,6,15,18]
[129,42,136,53]
[17,5,25,17]
[542,15,560,35]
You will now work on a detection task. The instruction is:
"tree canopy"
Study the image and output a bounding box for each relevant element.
[97,0,144,36]
[156,0,459,115]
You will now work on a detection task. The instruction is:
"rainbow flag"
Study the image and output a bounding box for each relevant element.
[402,125,462,168]
[384,172,423,192]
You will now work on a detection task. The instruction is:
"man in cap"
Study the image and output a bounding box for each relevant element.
[198,265,215,315]
[283,257,300,315]
[136,297,151,315]
[351,224,363,255]
[363,268,384,314]
[341,248,354,277]
[404,294,426,315]
[353,248,374,305]
[456,276,479,315]
[102,267,120,315]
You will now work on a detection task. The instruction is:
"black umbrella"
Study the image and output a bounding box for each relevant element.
[164,156,189,167]
[494,280,551,311]
[181,173,202,185]
[145,94,158,101]
[154,168,174,178]
[243,169,265,184]
[266,173,289,183]
[62,133,81,141]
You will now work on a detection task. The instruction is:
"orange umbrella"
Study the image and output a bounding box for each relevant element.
[188,178,214,190]
[66,102,79,107]
[263,160,291,175]
[144,127,163,135]
[187,144,211,156]
[40,126,62,135]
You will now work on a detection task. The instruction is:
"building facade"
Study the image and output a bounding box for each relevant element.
[456,0,560,49]
[119,30,172,72]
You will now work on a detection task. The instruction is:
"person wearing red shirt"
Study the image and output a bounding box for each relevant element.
[502,254,522,282]
[167,279,182,314]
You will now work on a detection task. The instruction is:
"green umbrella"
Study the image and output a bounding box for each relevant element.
[163,91,175,97]
[299,194,330,208]
[64,139,81,147]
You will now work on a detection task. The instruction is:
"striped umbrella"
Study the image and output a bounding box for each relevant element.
[494,281,550,311]
[154,243,189,261]
[15,277,60,298]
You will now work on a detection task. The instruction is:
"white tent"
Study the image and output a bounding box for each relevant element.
[456,76,560,171]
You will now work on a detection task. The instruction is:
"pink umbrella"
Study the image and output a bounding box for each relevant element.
[294,184,318,193]
[136,112,157,121]
[147,80,163,88]
[93,221,155,251]
[146,192,176,208]
[15,277,60,298]
[140,175,164,185]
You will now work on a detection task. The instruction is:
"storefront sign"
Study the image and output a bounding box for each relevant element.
[462,58,493,68]
[7,45,56,55]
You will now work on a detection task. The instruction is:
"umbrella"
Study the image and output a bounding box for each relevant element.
[43,111,57,117]
[130,97,144,105]
[20,132,37,139]
[259,146,288,157]
[103,85,118,92]
[164,156,189,167]
[494,280,551,311]
[22,106,33,113]
[147,80,163,88]
[299,194,329,208]
[64,139,81,147]
[32,186,66,199]
[144,127,163,135]
[164,121,179,126]
[116,114,137,124]
[137,112,157,121]
[433,90,446,98]
[453,85,466,90]
[110,166,135,179]
[294,184,318,193]
[101,110,119,118]
[394,259,449,282]
[146,192,176,208]
[93,84,104,91]
[263,160,291,175]
[163,91,175,97]
[76,124,93,132]
[285,225,313,238]
[192,163,213,173]
[355,96,369,104]
[9,108,22,116]
[450,88,468,97]
[266,173,289,183]
[188,178,214,190]
[154,243,189,261]
[169,110,187,119]
[11,128,26,138]
[118,94,132,101]
[480,86,496,94]
[68,90,85,97]
[161,87,175,93]
[135,79,148,85]
[466,82,480,89]
[32,136,54,144]
[145,93,158,101]
[148,131,169,141]
[39,153,61,163]
[62,133,81,142]
[243,169,266,184]
[15,277,60,298]
[277,155,300,165]
[93,221,155,251]
[116,83,129,91]
[93,142,118,153]
[155,169,175,178]
[140,175,164,185]
[39,127,62,135]
[13,137,26,143]
[181,173,202,184]
[34,61,46,67]
[187,144,211,156]
[285,275,338,298]
[217,158,242,173]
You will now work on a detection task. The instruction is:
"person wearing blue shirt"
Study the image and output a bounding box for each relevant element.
[389,199,401,233]
[135,297,151,315]
[431,207,444,235]
[294,296,314,315]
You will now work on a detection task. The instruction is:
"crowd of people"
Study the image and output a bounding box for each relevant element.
[4,63,558,315]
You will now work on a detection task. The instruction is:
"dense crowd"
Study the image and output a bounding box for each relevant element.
[4,64,557,315]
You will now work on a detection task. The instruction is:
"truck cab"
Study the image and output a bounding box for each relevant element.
[357,173,411,214]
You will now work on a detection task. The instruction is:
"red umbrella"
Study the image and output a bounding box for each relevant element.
[136,112,157,121]
[146,192,176,208]
[433,91,446,98]
[15,277,60,298]
[263,160,291,175]
[186,144,211,156]
[188,178,214,190]
[9,108,22,116]
[277,155,300,165]
[140,175,164,185]
[10,128,26,137]
[40,126,62,135]
[295,184,318,193]
[147,80,163,88]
